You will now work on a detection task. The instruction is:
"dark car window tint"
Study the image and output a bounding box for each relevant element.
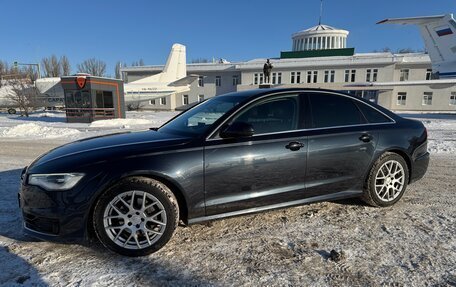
[309,93,364,128]
[356,102,392,123]
[232,96,298,135]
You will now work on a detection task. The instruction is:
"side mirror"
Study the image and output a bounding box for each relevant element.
[220,122,254,138]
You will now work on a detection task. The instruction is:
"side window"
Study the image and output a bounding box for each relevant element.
[356,102,392,123]
[231,96,299,135]
[309,93,365,128]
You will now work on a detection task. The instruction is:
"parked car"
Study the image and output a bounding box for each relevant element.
[19,88,429,256]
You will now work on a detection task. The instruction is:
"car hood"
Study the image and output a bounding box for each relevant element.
[28,130,192,172]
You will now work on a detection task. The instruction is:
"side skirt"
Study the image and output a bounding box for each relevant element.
[188,190,363,225]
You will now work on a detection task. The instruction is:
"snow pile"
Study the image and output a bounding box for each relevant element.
[36,112,60,118]
[1,123,80,139]
[89,118,152,129]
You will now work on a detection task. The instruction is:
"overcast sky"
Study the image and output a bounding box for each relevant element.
[1,0,455,76]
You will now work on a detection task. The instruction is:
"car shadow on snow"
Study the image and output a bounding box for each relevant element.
[0,168,34,242]
[85,246,214,286]
[0,168,49,286]
[331,197,368,206]
[0,246,49,286]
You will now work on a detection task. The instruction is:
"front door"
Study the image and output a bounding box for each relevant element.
[204,94,307,216]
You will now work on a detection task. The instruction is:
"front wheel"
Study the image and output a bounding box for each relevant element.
[363,152,409,207]
[93,177,179,256]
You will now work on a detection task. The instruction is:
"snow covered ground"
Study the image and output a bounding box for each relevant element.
[0,110,455,286]
[0,110,178,141]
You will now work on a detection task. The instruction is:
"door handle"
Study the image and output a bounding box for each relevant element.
[359,134,372,142]
[286,141,304,151]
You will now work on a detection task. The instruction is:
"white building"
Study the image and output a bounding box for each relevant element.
[121,23,456,112]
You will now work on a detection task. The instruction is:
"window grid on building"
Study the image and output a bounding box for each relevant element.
[232,75,239,86]
[426,69,432,80]
[450,92,456,105]
[400,69,409,81]
[366,69,378,82]
[397,92,407,105]
[291,72,301,84]
[182,95,189,105]
[272,72,282,85]
[198,95,204,102]
[215,76,221,87]
[160,97,166,105]
[307,71,318,83]
[198,76,204,87]
[422,92,433,105]
[254,73,264,85]
[150,99,155,105]
[324,70,335,83]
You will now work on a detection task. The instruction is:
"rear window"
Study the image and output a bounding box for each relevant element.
[356,102,392,123]
[309,93,365,128]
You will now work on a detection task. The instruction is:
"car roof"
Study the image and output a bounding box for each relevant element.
[217,88,400,121]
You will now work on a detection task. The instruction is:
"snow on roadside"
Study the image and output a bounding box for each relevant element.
[400,113,456,154]
[89,118,152,128]
[1,123,80,139]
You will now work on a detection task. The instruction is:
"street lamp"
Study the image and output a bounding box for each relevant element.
[13,61,41,79]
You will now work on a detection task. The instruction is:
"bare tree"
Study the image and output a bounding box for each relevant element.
[115,61,122,79]
[0,60,8,88]
[191,58,211,63]
[60,55,71,76]
[6,76,41,117]
[131,59,145,67]
[77,58,106,77]
[127,101,145,111]
[42,55,61,77]
[23,66,38,82]
[396,48,416,54]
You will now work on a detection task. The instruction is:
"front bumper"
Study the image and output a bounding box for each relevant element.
[18,170,108,243]
[410,151,430,184]
[19,183,90,243]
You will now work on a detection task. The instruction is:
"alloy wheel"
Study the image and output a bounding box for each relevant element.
[374,160,405,202]
[102,190,167,250]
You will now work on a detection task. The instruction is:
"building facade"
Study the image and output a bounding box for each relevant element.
[121,24,456,112]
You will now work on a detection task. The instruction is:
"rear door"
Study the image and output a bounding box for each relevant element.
[304,92,379,197]
[204,94,308,216]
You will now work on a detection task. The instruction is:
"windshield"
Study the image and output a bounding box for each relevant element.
[158,96,244,136]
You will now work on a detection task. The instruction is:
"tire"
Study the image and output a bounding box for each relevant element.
[93,177,179,256]
[7,108,16,114]
[362,152,409,207]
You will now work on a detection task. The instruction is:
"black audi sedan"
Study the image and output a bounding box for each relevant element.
[19,88,429,256]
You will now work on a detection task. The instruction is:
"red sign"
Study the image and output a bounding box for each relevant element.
[76,76,87,89]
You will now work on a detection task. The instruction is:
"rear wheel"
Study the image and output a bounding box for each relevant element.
[363,152,409,207]
[93,177,179,256]
[7,108,16,114]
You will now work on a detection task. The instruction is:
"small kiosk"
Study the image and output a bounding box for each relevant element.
[60,74,125,123]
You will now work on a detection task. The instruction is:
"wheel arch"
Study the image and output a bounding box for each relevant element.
[385,148,412,183]
[364,148,413,186]
[87,172,190,240]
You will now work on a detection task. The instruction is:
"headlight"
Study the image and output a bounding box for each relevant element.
[28,173,85,191]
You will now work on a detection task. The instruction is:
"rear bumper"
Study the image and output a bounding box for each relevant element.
[410,151,430,184]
